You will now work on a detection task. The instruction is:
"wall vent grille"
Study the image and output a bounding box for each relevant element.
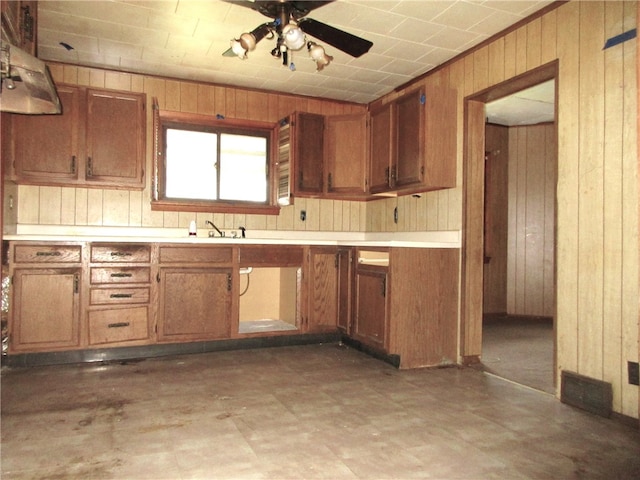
[561,370,612,418]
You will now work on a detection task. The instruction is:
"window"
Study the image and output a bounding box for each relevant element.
[153,109,278,214]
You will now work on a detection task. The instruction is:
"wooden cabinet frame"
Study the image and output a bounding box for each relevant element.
[6,241,459,370]
[9,85,146,189]
[368,85,457,196]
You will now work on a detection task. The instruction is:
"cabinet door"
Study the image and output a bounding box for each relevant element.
[1,1,36,54]
[276,117,293,205]
[368,103,394,194]
[336,248,353,333]
[395,88,425,189]
[306,249,339,332]
[10,268,81,351]
[11,85,82,184]
[85,89,145,187]
[325,114,367,196]
[293,112,324,195]
[354,268,388,349]
[158,268,232,341]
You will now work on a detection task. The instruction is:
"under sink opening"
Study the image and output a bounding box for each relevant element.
[238,267,301,334]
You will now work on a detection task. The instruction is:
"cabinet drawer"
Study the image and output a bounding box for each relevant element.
[88,306,149,345]
[91,244,151,263]
[90,287,150,305]
[13,245,82,263]
[239,246,303,266]
[159,246,233,264]
[90,267,150,284]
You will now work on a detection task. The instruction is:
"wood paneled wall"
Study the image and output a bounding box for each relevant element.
[380,0,637,418]
[483,125,509,314]
[483,123,556,318]
[507,123,556,317]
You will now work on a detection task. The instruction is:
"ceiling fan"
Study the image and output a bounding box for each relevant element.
[223,0,373,71]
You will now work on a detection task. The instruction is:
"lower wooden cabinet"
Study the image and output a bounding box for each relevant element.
[353,266,388,349]
[7,241,459,368]
[157,267,232,341]
[87,243,152,347]
[353,247,459,369]
[304,247,353,333]
[305,247,339,332]
[8,242,82,353]
[88,306,149,345]
[336,249,353,333]
[10,267,81,351]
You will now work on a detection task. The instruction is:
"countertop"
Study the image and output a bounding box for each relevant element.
[3,225,461,249]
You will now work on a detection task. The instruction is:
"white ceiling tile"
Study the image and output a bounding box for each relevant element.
[432,1,496,30]
[483,0,553,16]
[425,26,482,50]
[389,1,456,21]
[389,18,445,43]
[98,38,143,60]
[468,10,522,35]
[34,0,560,107]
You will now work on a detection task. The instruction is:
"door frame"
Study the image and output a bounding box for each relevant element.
[460,61,558,364]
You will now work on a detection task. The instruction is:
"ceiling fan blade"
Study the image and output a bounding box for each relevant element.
[223,1,333,19]
[299,18,372,58]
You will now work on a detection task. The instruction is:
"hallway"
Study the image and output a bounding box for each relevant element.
[2,343,639,479]
[481,315,555,394]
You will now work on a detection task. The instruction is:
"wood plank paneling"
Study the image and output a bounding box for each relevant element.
[577,0,605,380]
[555,0,581,390]
[603,0,625,412]
[483,125,509,314]
[454,1,635,418]
[503,124,556,317]
[623,0,639,419]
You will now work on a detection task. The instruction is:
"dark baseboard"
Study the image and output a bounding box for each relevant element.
[483,313,553,324]
[340,335,401,368]
[2,332,342,368]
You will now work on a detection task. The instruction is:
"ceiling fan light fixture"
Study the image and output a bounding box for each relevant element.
[282,23,305,50]
[231,23,273,59]
[230,38,248,59]
[307,41,333,71]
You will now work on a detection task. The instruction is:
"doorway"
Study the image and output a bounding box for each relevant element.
[461,62,558,393]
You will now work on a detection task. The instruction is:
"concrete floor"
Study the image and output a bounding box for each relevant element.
[2,343,639,480]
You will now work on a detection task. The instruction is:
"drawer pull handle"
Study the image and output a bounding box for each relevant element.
[110,273,133,278]
[36,251,62,256]
[110,252,132,257]
[110,293,133,298]
[107,322,130,328]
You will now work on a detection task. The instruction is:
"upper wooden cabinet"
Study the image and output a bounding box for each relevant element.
[277,112,324,204]
[324,114,368,197]
[9,85,146,189]
[1,0,37,55]
[369,85,457,196]
[369,102,394,194]
[277,111,368,203]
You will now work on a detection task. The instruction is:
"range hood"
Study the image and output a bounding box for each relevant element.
[0,41,61,114]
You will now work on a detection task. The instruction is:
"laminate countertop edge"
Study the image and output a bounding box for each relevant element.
[3,228,461,249]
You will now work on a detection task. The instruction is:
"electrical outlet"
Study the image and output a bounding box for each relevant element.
[628,361,639,386]
[300,210,306,221]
